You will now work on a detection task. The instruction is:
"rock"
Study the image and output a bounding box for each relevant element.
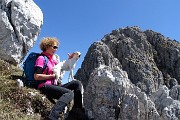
[75,26,180,120]
[151,86,180,120]
[169,85,180,101]
[84,65,160,120]
[0,0,43,65]
[16,78,24,87]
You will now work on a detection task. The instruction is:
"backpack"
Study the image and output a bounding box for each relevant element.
[22,52,49,89]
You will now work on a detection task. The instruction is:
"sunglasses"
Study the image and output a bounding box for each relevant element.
[52,46,58,49]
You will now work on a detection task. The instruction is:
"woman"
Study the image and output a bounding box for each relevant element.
[34,37,84,120]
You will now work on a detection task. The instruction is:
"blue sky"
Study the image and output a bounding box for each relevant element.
[32,0,180,83]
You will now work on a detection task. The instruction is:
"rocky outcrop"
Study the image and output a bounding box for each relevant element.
[75,26,180,120]
[0,0,43,65]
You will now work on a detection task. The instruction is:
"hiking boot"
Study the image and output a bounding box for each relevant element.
[63,99,74,117]
[48,92,74,120]
[66,108,89,120]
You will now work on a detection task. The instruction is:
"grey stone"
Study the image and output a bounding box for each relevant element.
[75,26,180,120]
[0,0,43,65]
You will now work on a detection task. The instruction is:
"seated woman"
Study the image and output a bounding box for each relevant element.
[34,37,84,120]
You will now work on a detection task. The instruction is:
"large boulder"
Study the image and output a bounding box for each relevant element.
[75,26,180,94]
[0,0,43,65]
[75,26,180,120]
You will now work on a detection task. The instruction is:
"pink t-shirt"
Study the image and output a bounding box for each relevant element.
[35,52,58,88]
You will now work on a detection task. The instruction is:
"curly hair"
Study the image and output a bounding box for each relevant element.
[40,37,59,51]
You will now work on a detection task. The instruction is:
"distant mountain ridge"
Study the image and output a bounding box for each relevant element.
[75,26,180,120]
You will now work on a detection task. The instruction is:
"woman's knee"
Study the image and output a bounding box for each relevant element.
[60,90,74,104]
[72,80,83,91]
[66,89,74,100]
[68,90,74,99]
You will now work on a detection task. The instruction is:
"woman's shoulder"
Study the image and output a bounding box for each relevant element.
[37,55,46,60]
[35,55,46,67]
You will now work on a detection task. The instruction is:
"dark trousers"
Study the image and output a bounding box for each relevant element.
[40,80,84,110]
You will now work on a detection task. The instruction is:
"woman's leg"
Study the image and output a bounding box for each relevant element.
[62,80,84,108]
[62,80,89,119]
[40,84,74,120]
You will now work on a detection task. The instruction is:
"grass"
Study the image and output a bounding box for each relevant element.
[0,59,53,120]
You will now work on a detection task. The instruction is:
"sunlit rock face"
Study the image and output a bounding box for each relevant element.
[75,26,180,120]
[0,0,43,65]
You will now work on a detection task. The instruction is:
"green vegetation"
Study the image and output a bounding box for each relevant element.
[0,59,53,120]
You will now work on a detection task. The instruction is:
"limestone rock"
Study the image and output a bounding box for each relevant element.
[75,26,180,93]
[169,85,180,101]
[0,0,43,65]
[75,26,180,120]
[150,86,180,120]
[84,65,160,120]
